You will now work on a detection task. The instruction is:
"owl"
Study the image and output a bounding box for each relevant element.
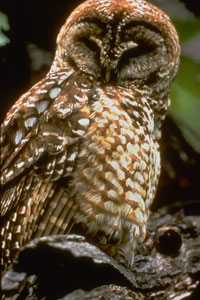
[0,0,180,273]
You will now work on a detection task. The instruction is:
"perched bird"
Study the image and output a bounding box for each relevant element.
[0,0,180,273]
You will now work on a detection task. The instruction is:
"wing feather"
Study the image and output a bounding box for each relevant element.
[1,69,92,272]
[0,67,74,182]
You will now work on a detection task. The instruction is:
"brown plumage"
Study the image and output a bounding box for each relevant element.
[0,0,180,273]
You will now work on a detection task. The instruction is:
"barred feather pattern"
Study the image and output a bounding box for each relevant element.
[1,0,180,273]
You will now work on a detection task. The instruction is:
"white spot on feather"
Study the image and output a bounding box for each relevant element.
[15,225,22,234]
[127,142,139,154]
[74,94,87,102]
[24,102,35,108]
[133,111,139,118]
[29,96,36,101]
[68,152,77,161]
[36,100,49,113]
[66,167,73,172]
[57,155,66,163]
[7,233,12,241]
[126,192,145,211]
[58,71,73,84]
[15,130,24,145]
[72,129,85,136]
[78,118,90,127]
[59,108,71,115]
[45,81,56,86]
[108,189,118,199]
[6,170,14,178]
[135,208,144,223]
[49,87,61,99]
[37,89,47,94]
[17,161,25,168]
[56,169,63,175]
[24,117,37,129]
[134,172,144,184]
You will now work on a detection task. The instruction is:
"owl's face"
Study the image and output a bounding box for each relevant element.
[54,0,180,92]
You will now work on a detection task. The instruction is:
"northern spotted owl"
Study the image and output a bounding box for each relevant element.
[0,0,180,272]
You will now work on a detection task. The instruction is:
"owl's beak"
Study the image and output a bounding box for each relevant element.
[105,65,111,83]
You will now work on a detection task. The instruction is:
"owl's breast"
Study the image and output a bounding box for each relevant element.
[70,87,160,255]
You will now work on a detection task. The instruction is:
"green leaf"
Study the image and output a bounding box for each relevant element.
[173,18,200,44]
[167,10,200,153]
[0,11,10,47]
[169,57,200,153]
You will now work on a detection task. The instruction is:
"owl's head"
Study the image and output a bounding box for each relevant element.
[53,0,180,93]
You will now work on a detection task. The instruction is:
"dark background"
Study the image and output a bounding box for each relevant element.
[0,0,82,122]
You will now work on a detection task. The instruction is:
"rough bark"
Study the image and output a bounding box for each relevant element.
[2,204,200,300]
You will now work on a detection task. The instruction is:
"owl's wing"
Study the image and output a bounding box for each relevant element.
[1,67,74,183]
[0,67,91,218]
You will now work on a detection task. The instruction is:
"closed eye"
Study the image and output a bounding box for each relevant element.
[119,43,155,64]
[73,36,101,76]
[117,43,156,78]
[80,37,100,55]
